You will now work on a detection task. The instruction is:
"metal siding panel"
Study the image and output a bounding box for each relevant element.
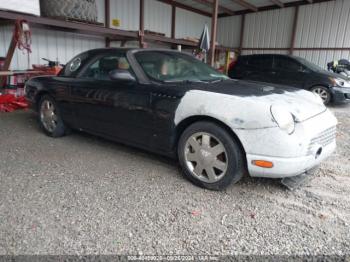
[145,0,171,37]
[243,7,294,48]
[217,16,241,47]
[96,0,105,23]
[175,8,211,39]
[0,26,104,70]
[292,0,350,68]
[110,0,139,31]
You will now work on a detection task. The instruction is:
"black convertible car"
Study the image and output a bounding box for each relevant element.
[25,48,336,190]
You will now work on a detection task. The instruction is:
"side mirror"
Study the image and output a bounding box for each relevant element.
[109,69,136,82]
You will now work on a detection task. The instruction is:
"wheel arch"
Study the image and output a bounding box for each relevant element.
[175,115,247,158]
[34,91,51,111]
[309,84,333,103]
[308,84,331,90]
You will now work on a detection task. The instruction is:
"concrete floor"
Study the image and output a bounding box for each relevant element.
[0,105,349,256]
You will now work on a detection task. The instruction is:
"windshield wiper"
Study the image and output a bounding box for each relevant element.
[164,79,207,83]
[203,78,228,83]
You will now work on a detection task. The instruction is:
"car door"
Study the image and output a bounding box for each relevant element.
[243,55,275,83]
[272,55,309,88]
[69,53,154,147]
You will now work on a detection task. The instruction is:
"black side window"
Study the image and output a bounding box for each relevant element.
[248,56,273,69]
[60,52,89,77]
[81,54,132,80]
[274,57,302,71]
[236,57,247,67]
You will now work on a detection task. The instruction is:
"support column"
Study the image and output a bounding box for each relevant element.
[139,0,145,48]
[238,14,245,54]
[171,5,176,39]
[105,0,110,47]
[209,0,218,66]
[289,6,299,55]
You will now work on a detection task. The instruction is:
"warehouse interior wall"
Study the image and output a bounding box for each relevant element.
[216,0,350,68]
[293,0,350,68]
[175,8,211,39]
[2,0,349,70]
[0,25,105,70]
[0,0,210,70]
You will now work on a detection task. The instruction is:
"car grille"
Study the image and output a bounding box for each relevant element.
[307,126,336,156]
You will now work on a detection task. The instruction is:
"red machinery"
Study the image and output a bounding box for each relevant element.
[0,20,62,112]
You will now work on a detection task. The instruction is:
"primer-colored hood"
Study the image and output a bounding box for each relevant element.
[175,80,327,129]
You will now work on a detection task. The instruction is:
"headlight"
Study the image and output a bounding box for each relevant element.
[329,77,345,87]
[270,105,295,135]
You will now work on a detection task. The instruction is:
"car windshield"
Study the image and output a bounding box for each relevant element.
[134,51,229,83]
[294,57,326,72]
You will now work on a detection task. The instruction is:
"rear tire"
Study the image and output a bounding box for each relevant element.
[310,86,331,105]
[177,121,245,190]
[38,95,68,137]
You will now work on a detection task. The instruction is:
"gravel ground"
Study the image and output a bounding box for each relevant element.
[0,105,349,256]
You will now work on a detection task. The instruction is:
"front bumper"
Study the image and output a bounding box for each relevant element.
[235,109,337,179]
[331,86,350,103]
[246,141,335,178]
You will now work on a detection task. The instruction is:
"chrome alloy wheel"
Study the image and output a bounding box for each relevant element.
[312,87,329,102]
[184,132,228,183]
[40,100,58,132]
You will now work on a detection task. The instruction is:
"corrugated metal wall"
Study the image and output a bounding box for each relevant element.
[175,8,211,38]
[110,0,139,31]
[0,25,105,70]
[243,7,295,49]
[216,7,294,49]
[217,16,241,48]
[217,0,350,68]
[294,0,350,67]
[145,0,172,37]
[0,0,210,70]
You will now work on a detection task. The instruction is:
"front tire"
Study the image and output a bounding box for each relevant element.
[310,86,331,105]
[178,121,245,190]
[38,95,68,137]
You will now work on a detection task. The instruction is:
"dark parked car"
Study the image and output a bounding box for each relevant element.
[228,54,350,104]
[25,48,337,190]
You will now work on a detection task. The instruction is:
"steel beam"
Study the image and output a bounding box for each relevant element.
[210,0,219,66]
[270,0,284,7]
[219,0,334,17]
[0,10,138,39]
[289,6,299,55]
[230,0,258,12]
[192,0,235,15]
[238,14,245,53]
[171,5,176,39]
[156,0,211,17]
[139,0,145,48]
[105,0,110,47]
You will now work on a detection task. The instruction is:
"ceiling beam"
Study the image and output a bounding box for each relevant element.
[230,0,258,12]
[305,0,313,3]
[219,0,334,17]
[156,0,211,17]
[192,0,235,15]
[270,0,284,7]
